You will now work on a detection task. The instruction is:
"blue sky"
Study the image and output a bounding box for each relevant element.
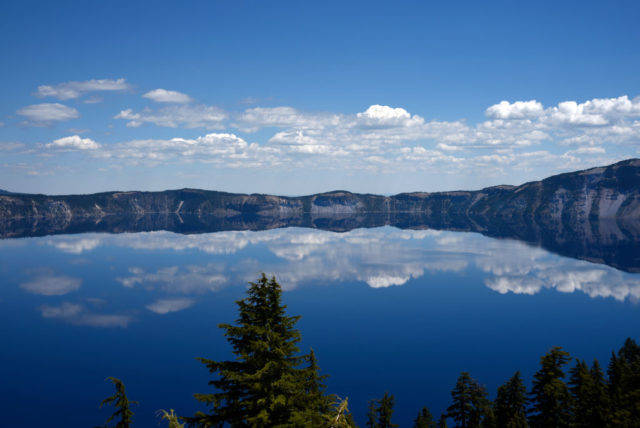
[1,0,640,195]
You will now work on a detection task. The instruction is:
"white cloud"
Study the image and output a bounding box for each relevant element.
[365,274,411,288]
[486,100,544,119]
[35,78,131,100]
[17,103,79,125]
[39,302,132,327]
[0,142,26,152]
[24,93,640,189]
[356,104,424,128]
[40,302,83,318]
[236,106,341,132]
[20,275,82,295]
[146,298,195,314]
[48,238,102,253]
[46,135,100,150]
[117,264,229,294]
[114,104,227,129]
[549,101,609,126]
[143,89,193,103]
[83,132,282,169]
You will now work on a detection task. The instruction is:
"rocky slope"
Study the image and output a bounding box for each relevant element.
[2,158,638,226]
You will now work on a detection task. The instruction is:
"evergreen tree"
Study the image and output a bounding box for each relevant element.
[326,397,358,428]
[568,359,592,427]
[588,359,611,428]
[289,348,333,426]
[446,372,491,428]
[185,274,329,427]
[528,346,572,428]
[366,399,379,428]
[377,392,398,428]
[607,338,640,426]
[494,371,528,428]
[438,413,449,428]
[413,406,437,428]
[568,358,611,427]
[99,377,138,428]
[157,409,186,428]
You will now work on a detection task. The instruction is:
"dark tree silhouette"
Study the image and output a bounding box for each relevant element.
[494,371,528,428]
[528,346,572,428]
[99,377,138,428]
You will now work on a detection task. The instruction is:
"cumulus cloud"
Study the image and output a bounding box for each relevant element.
[84,132,282,168]
[46,135,100,150]
[20,275,82,295]
[28,93,640,188]
[143,89,193,104]
[35,78,131,100]
[48,237,102,253]
[486,100,544,119]
[17,103,79,125]
[548,101,609,126]
[356,104,424,128]
[39,302,132,328]
[117,264,229,294]
[114,104,227,129]
[146,298,195,314]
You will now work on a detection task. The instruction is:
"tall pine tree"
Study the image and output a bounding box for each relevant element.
[377,392,398,428]
[99,377,138,428]
[588,359,610,427]
[527,346,572,428]
[413,406,437,428]
[494,371,528,428]
[607,338,640,426]
[446,372,491,428]
[185,274,329,427]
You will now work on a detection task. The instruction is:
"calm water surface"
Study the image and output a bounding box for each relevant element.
[1,226,639,427]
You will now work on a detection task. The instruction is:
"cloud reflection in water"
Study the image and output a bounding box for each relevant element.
[34,226,640,328]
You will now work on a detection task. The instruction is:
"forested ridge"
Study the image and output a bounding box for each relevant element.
[96,275,640,428]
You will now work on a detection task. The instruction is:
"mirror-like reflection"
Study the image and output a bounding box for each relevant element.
[29,227,640,302]
[3,212,640,273]
[0,227,639,427]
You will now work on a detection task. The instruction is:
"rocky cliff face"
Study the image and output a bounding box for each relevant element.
[1,159,639,271]
[2,159,638,225]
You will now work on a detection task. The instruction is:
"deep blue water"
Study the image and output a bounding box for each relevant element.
[1,227,639,427]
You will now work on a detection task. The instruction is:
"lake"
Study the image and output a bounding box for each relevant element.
[1,225,639,427]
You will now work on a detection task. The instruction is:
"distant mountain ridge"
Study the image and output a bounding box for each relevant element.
[1,159,639,272]
[2,158,639,222]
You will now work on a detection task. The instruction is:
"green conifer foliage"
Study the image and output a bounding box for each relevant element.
[413,406,437,428]
[607,338,640,426]
[157,409,186,428]
[438,413,449,428]
[366,399,379,428]
[587,359,610,427]
[376,392,398,428]
[185,274,328,427]
[569,358,611,427]
[289,348,333,426]
[527,346,572,428]
[99,377,138,428]
[326,396,358,428]
[446,372,491,428]
[494,371,528,428]
[568,359,593,427]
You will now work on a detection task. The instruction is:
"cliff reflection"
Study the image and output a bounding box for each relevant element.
[3,211,640,273]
